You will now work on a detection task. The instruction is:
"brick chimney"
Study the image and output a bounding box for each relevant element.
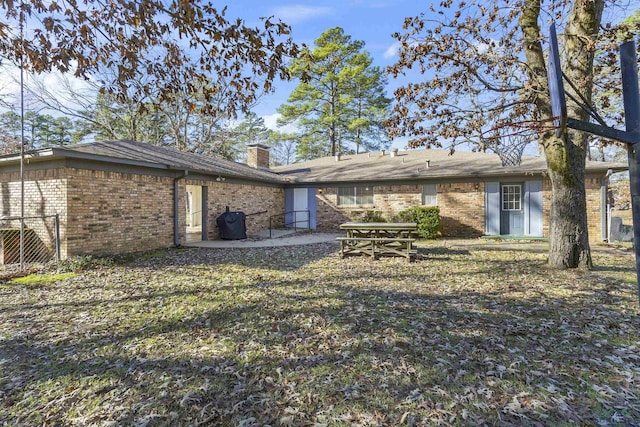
[247,143,270,169]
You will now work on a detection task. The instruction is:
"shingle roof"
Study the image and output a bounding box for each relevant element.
[3,139,287,183]
[1,141,627,185]
[272,149,627,184]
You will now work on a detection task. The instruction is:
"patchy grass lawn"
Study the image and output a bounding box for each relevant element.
[0,241,638,426]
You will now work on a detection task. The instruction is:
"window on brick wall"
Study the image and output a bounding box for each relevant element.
[338,186,374,206]
[422,184,437,206]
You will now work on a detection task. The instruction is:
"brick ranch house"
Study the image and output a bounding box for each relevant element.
[272,149,626,242]
[0,139,626,260]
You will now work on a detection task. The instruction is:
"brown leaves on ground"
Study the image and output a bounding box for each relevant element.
[0,241,638,426]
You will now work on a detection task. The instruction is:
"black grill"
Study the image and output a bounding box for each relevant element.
[216,211,247,240]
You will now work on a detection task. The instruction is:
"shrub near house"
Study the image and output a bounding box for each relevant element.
[360,207,441,238]
[361,210,386,223]
[275,149,625,241]
[0,141,627,261]
[395,206,441,239]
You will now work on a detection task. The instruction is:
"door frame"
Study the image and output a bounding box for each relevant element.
[486,180,543,237]
[185,185,208,242]
[293,187,310,229]
[500,183,524,235]
[285,187,317,230]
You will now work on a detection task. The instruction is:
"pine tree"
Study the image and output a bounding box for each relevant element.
[231,112,272,162]
[278,27,390,159]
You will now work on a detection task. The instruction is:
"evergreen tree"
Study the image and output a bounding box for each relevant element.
[48,117,73,146]
[24,113,73,147]
[278,27,390,160]
[269,131,298,165]
[0,111,21,154]
[345,60,391,154]
[231,112,271,162]
[0,110,78,151]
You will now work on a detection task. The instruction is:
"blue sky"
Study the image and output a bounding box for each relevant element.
[223,1,636,153]
[2,1,635,153]
[0,0,426,149]
[221,1,428,137]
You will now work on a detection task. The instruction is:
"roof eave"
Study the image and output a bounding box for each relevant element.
[185,167,287,184]
[0,146,287,184]
[285,168,552,185]
[52,147,176,171]
[0,148,54,163]
[281,163,629,185]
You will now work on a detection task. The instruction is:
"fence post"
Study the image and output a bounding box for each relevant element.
[54,213,61,262]
[19,217,24,270]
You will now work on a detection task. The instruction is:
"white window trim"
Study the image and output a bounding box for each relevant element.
[337,186,374,206]
[502,184,522,211]
[422,184,438,206]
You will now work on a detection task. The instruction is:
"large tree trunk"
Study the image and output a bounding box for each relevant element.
[520,0,603,268]
[545,134,592,268]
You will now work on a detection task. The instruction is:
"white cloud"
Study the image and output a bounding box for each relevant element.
[383,42,400,59]
[473,38,498,54]
[0,62,96,113]
[270,5,334,24]
[41,72,89,94]
[0,64,22,106]
[262,113,298,134]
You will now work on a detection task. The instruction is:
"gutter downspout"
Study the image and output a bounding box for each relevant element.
[174,170,188,247]
[602,169,613,242]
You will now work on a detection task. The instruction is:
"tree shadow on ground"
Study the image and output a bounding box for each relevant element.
[124,242,339,273]
[415,246,471,257]
[3,277,633,424]
[2,243,638,425]
[592,264,635,273]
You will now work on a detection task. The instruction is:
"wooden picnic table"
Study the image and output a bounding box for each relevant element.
[337,222,417,261]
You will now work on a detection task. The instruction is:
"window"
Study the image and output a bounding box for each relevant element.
[338,186,374,206]
[502,184,521,211]
[422,184,437,206]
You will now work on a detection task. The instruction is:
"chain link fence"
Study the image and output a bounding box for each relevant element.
[0,214,60,276]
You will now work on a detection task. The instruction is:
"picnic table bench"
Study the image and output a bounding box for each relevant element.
[337,222,417,262]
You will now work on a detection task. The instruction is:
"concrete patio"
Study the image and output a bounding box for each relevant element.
[185,229,341,248]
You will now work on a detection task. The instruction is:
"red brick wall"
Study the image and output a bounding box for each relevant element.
[586,177,605,242]
[0,168,286,259]
[0,166,609,260]
[315,188,361,231]
[541,177,605,242]
[437,182,485,237]
[65,172,285,254]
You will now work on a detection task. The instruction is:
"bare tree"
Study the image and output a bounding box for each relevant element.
[387,0,636,268]
[0,1,298,118]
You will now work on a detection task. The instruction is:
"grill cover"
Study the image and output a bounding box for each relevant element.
[216,211,247,240]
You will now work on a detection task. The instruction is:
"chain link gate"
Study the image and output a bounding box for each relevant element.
[0,214,60,276]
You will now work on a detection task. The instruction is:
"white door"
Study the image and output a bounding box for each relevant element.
[293,188,309,229]
[185,185,203,242]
